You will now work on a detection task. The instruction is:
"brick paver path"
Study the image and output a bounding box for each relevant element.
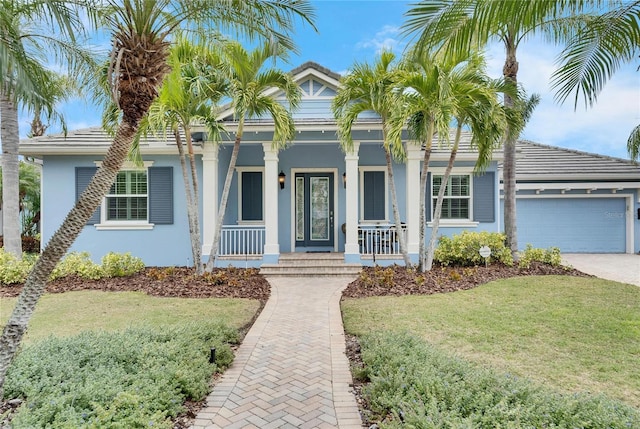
[190,275,363,429]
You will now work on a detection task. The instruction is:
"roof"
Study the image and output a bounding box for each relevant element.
[289,61,341,81]
[507,140,640,182]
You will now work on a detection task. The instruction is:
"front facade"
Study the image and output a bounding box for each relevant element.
[20,63,640,267]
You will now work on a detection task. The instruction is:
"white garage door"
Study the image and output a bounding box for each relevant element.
[516,198,626,253]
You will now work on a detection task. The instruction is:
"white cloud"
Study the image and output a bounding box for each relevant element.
[355,25,403,54]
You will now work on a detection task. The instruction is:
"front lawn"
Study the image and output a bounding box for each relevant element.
[1,288,262,428]
[342,275,640,408]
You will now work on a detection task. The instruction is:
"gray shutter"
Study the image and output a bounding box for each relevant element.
[425,172,431,222]
[241,171,263,221]
[148,167,173,224]
[473,172,495,222]
[363,171,385,220]
[75,167,100,225]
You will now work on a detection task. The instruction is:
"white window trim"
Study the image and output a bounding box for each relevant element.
[236,167,265,225]
[359,166,388,224]
[428,167,478,227]
[94,161,155,230]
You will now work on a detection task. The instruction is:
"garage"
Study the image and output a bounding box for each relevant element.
[515,197,627,253]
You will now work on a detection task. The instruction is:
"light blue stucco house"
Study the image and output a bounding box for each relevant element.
[20,62,640,267]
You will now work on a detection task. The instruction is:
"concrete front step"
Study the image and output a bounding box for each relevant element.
[260,253,362,276]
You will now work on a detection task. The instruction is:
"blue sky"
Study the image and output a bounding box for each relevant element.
[22,0,640,160]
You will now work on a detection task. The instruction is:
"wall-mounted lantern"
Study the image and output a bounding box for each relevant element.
[278,171,286,190]
[342,172,347,189]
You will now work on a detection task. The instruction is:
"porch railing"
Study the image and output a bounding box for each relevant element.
[219,225,265,256]
[358,223,405,256]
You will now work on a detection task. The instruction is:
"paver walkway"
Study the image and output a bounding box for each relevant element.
[190,275,363,429]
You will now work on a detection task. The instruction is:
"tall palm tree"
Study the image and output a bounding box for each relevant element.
[1,0,91,258]
[332,51,411,266]
[551,0,640,160]
[204,41,301,271]
[144,35,228,274]
[0,0,315,396]
[403,0,593,260]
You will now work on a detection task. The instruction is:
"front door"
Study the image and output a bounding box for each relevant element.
[295,172,335,249]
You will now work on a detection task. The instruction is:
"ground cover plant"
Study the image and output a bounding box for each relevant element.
[2,322,237,428]
[353,332,640,428]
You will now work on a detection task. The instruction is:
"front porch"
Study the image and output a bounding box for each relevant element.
[202,139,426,268]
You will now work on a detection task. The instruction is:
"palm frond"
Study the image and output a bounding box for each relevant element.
[552,1,640,109]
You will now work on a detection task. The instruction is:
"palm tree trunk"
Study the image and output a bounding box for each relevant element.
[184,128,202,267]
[0,90,23,258]
[175,130,202,274]
[0,121,139,396]
[205,123,243,272]
[384,146,411,266]
[425,126,461,271]
[503,40,519,261]
[419,121,435,272]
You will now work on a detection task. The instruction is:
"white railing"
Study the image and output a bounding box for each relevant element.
[358,224,405,256]
[219,225,265,256]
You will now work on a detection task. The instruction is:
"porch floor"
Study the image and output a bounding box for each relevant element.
[190,274,362,428]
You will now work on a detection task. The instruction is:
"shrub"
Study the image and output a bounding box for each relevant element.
[358,332,640,428]
[434,231,513,267]
[519,244,563,269]
[50,252,103,280]
[100,252,145,278]
[4,321,239,428]
[0,249,33,284]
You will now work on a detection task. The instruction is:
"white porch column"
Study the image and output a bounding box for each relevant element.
[344,142,360,263]
[406,143,421,263]
[263,143,280,263]
[202,144,219,257]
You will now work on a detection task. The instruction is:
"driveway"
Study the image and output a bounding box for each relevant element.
[561,254,640,286]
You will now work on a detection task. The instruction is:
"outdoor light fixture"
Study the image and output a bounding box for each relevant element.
[278,170,286,189]
[342,172,346,189]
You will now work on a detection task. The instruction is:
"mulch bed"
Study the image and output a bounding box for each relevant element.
[0,267,270,300]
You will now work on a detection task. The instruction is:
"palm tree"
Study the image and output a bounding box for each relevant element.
[389,50,460,271]
[332,51,411,266]
[422,54,509,271]
[551,0,640,160]
[144,35,228,274]
[1,0,91,258]
[0,0,315,396]
[204,41,301,271]
[403,0,593,260]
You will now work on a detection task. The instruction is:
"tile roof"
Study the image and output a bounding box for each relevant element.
[508,140,640,181]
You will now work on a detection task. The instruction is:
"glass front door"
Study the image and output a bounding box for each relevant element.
[295,172,334,248]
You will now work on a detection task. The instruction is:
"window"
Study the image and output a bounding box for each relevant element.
[360,168,387,221]
[432,174,471,220]
[76,163,173,230]
[239,169,264,222]
[106,170,148,221]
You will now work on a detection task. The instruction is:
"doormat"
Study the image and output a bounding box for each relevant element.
[306,251,331,253]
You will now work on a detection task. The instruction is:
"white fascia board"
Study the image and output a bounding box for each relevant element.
[500,181,640,190]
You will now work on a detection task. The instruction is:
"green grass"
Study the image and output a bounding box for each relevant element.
[342,275,640,408]
[1,291,260,343]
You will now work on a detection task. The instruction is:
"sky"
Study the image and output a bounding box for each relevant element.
[20,0,640,161]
